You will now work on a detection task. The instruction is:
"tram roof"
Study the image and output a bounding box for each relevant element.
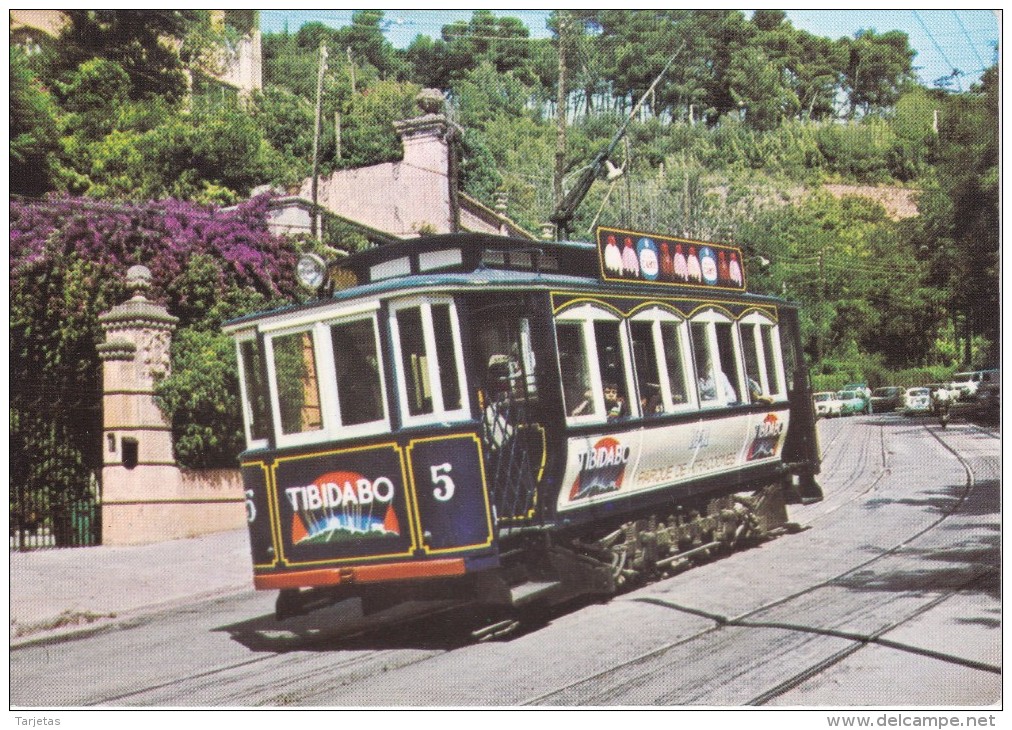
[224,233,792,330]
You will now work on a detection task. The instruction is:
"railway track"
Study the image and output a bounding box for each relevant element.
[13,416,998,707]
[524,417,999,706]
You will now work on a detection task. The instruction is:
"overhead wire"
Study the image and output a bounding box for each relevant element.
[911,10,963,91]
[951,11,987,71]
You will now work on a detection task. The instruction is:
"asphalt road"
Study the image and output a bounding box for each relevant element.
[10,414,1000,707]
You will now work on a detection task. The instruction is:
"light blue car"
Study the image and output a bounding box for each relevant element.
[836,390,869,416]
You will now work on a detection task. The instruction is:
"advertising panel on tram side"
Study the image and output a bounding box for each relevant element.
[558,409,790,511]
[597,226,747,292]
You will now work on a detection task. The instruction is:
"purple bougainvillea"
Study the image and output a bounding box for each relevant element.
[11,194,299,309]
[11,194,303,497]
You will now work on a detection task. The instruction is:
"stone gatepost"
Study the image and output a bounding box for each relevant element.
[97,265,180,544]
[96,266,247,545]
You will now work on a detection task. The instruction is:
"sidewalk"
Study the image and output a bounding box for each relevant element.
[10,529,253,646]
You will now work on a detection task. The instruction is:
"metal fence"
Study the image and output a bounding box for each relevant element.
[10,491,101,551]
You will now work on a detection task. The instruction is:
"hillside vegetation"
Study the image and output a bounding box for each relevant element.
[10,11,999,494]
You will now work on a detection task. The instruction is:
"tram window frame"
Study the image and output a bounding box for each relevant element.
[556,303,637,424]
[738,312,787,402]
[690,308,746,408]
[389,295,471,428]
[234,333,270,450]
[325,311,390,436]
[264,325,327,448]
[629,306,696,415]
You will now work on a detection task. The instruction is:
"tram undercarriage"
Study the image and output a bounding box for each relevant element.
[274,482,797,633]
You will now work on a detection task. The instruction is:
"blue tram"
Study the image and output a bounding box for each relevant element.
[223,226,822,620]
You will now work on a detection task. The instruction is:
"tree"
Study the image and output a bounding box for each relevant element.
[842,29,916,118]
[406,10,534,90]
[335,79,420,169]
[10,46,61,195]
[792,31,847,120]
[914,65,999,366]
[54,10,205,103]
[727,45,799,131]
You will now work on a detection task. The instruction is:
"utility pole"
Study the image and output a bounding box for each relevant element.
[347,47,356,94]
[311,42,328,239]
[335,112,342,161]
[553,10,571,218]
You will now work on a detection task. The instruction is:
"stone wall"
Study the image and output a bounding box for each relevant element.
[101,468,246,545]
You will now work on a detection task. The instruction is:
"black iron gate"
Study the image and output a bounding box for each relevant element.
[10,397,104,550]
[10,475,102,551]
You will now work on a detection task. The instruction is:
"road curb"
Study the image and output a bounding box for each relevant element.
[10,582,253,649]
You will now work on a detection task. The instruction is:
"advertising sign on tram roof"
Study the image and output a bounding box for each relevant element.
[596,226,747,292]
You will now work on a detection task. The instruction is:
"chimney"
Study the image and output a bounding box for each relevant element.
[393,89,451,174]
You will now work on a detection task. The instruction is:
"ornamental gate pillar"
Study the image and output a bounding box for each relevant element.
[96,266,252,545]
[97,265,181,544]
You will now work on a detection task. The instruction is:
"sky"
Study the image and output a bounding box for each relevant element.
[258,9,1000,91]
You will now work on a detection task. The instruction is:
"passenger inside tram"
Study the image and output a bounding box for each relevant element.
[603,381,627,420]
[697,364,736,406]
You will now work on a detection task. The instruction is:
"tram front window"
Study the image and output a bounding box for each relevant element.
[238,339,270,442]
[393,299,468,422]
[330,318,385,425]
[272,331,323,434]
[396,307,432,416]
[431,303,462,411]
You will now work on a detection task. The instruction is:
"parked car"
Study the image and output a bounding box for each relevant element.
[870,386,904,413]
[837,390,869,416]
[900,387,932,415]
[950,369,999,400]
[976,380,1000,422]
[814,391,842,418]
[844,382,873,401]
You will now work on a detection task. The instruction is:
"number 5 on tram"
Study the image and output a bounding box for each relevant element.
[223,227,822,619]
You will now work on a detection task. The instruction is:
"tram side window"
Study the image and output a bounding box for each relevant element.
[272,331,323,434]
[714,323,743,404]
[779,320,799,393]
[330,318,385,426]
[660,322,690,407]
[740,324,766,403]
[594,320,631,419]
[630,321,663,415]
[692,321,739,406]
[557,322,597,418]
[238,339,270,442]
[761,325,782,395]
[396,307,432,416]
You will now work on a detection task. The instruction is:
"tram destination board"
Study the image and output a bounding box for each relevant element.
[597,226,746,292]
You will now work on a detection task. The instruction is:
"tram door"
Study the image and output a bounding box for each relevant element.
[467,296,547,525]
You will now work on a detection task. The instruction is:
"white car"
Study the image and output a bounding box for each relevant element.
[950,369,999,400]
[813,391,842,418]
[900,387,932,415]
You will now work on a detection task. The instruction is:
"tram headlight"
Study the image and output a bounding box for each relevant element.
[296,253,327,291]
